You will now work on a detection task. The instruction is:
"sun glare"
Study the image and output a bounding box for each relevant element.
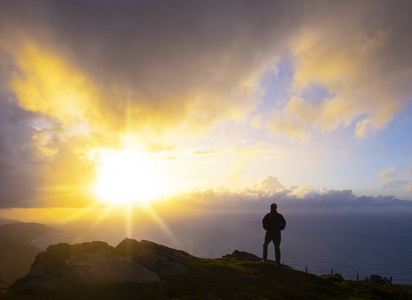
[94,150,168,206]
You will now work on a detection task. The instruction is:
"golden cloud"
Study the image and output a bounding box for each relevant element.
[11,43,98,126]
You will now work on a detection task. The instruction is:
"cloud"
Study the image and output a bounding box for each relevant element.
[379,167,411,189]
[384,180,408,188]
[267,1,412,139]
[287,184,314,199]
[258,176,284,192]
[163,178,412,214]
[1,1,299,142]
[192,150,219,156]
[2,1,412,141]
[267,108,309,141]
[0,99,39,208]
[379,167,399,181]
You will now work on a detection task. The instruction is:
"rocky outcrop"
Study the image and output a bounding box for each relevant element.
[223,250,261,261]
[369,274,392,286]
[322,273,345,283]
[12,239,193,295]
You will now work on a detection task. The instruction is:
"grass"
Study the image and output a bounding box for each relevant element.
[1,255,412,299]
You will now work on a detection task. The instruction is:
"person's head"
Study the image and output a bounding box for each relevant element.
[270,203,277,212]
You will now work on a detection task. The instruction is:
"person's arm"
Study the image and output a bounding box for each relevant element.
[280,215,286,230]
[262,214,268,230]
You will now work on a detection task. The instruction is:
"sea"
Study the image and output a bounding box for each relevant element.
[137,213,412,285]
[35,213,412,285]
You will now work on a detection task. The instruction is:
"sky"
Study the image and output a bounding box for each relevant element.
[1,0,412,222]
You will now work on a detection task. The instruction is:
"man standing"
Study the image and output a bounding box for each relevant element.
[262,203,286,264]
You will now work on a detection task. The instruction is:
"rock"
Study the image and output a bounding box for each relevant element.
[382,277,392,286]
[44,243,72,261]
[223,250,261,261]
[368,275,392,286]
[73,255,161,283]
[115,238,192,260]
[114,238,143,257]
[71,241,115,256]
[134,250,189,277]
[13,239,169,294]
[369,274,382,284]
[322,273,344,283]
[139,240,193,259]
[12,238,197,295]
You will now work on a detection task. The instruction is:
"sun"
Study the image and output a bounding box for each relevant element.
[93,149,168,206]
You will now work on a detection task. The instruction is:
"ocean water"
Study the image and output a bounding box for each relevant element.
[36,213,412,285]
[146,214,412,285]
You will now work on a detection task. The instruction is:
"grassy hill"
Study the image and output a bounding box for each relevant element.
[0,238,410,299]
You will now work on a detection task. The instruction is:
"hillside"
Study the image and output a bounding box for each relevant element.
[0,222,60,282]
[0,223,60,244]
[0,219,21,227]
[0,237,42,282]
[0,238,411,299]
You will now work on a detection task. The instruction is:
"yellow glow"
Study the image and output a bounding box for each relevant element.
[11,43,99,126]
[94,149,170,206]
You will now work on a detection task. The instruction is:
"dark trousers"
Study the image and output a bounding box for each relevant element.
[263,231,281,264]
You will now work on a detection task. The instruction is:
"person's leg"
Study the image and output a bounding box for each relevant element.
[274,235,281,264]
[262,233,272,261]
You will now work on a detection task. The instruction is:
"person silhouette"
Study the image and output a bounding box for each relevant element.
[262,203,286,264]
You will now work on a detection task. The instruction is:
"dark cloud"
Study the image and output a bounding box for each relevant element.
[0,48,38,207]
[0,95,39,207]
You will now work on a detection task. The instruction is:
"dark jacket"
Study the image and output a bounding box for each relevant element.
[262,212,286,233]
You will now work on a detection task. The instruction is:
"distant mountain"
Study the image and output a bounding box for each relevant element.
[1,238,410,299]
[0,218,21,227]
[0,222,60,244]
[0,237,42,282]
